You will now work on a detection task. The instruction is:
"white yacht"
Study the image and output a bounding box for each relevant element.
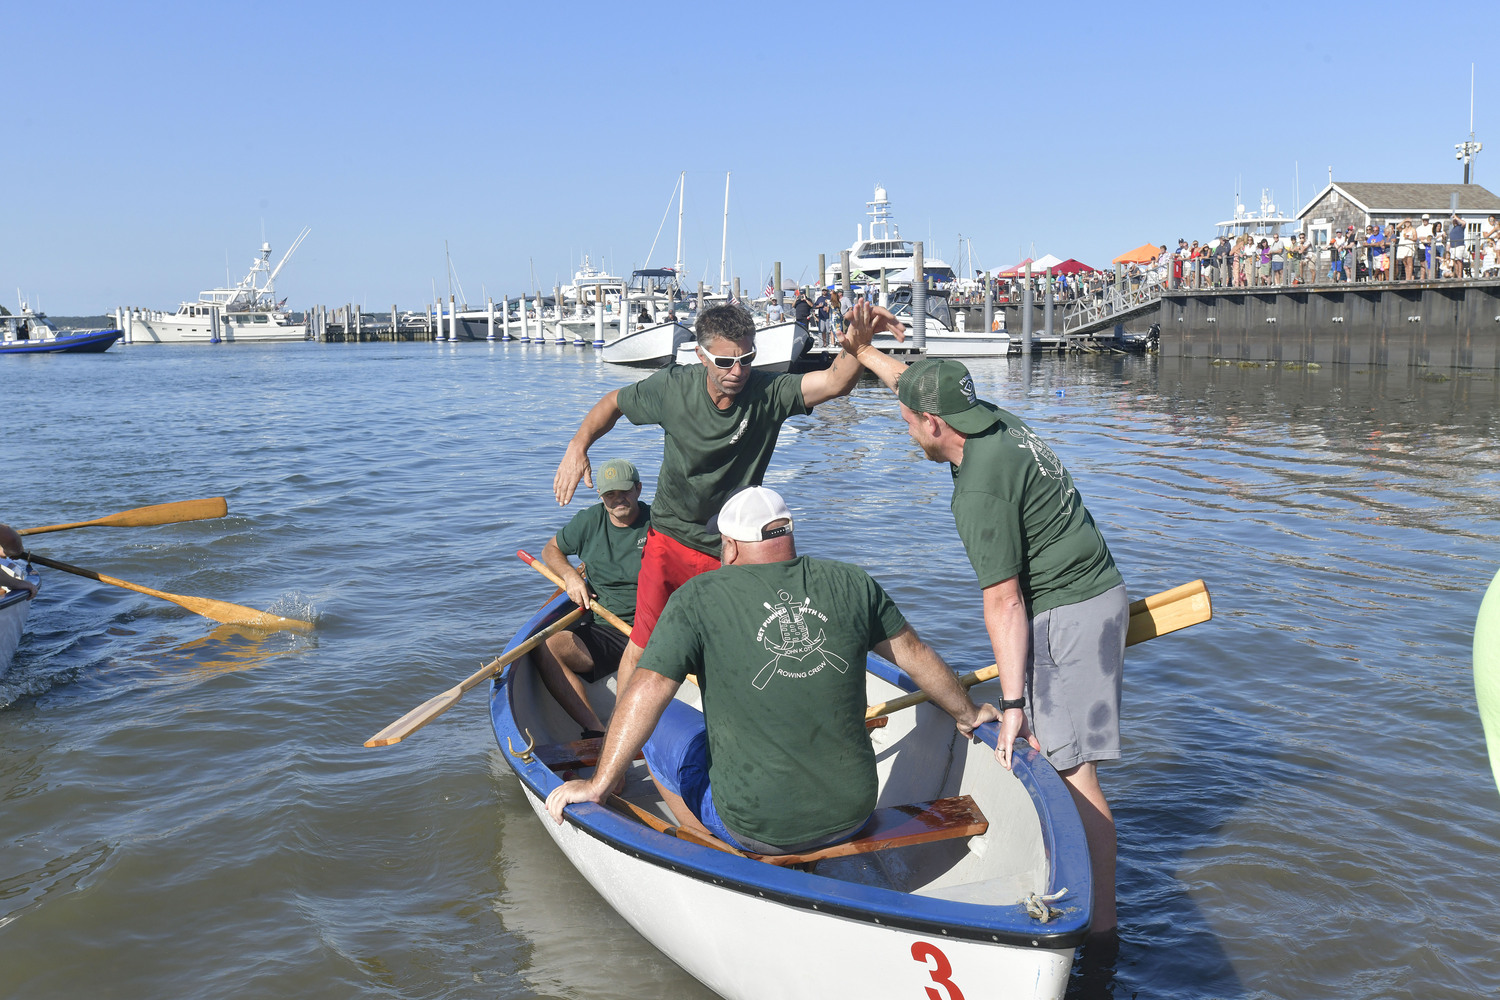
[558,257,624,346]
[136,229,311,343]
[827,187,957,287]
[878,286,1012,357]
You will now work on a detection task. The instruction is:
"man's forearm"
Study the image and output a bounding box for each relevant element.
[982,580,1030,703]
[568,390,624,453]
[880,626,982,726]
[852,343,907,393]
[589,670,679,792]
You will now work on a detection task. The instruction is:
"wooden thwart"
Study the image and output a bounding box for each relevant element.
[606,793,988,868]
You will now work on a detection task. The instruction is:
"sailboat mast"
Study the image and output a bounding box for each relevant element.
[675,170,685,280]
[720,172,730,294]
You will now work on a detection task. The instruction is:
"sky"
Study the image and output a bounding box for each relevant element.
[6,1,1500,314]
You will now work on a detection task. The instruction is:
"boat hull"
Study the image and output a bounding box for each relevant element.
[0,329,123,354]
[0,569,39,678]
[601,321,694,367]
[673,321,813,373]
[136,314,308,343]
[489,595,1091,1000]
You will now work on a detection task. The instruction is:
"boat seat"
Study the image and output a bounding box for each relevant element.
[665,794,989,868]
[540,716,888,773]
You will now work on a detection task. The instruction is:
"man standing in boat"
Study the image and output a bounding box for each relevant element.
[845,339,1128,937]
[552,303,903,701]
[545,486,999,855]
[535,458,651,739]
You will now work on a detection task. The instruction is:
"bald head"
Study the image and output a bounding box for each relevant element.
[0,524,23,559]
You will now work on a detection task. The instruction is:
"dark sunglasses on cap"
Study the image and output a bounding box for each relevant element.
[699,346,756,369]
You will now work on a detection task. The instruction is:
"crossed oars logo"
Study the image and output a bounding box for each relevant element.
[752,590,848,690]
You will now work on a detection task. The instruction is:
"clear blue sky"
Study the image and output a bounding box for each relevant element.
[8,1,1498,313]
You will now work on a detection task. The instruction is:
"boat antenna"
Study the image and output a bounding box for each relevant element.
[720,171,730,294]
[445,240,453,304]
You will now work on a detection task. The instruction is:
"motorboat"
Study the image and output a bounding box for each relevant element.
[673,320,815,374]
[881,286,1012,357]
[1,306,122,354]
[601,269,692,367]
[135,229,311,343]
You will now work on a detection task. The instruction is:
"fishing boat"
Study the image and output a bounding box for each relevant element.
[600,268,693,367]
[0,565,39,678]
[673,320,815,374]
[880,286,1013,357]
[135,229,311,343]
[489,592,1091,1000]
[1,307,122,354]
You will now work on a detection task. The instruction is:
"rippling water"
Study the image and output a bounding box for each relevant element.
[3,343,1497,999]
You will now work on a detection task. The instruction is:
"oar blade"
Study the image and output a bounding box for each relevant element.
[365,688,464,747]
[19,497,230,535]
[1125,579,1211,646]
[104,497,229,528]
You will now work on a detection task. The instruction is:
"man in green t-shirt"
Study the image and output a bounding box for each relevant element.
[537,458,651,737]
[545,486,999,854]
[848,346,1129,937]
[552,303,905,698]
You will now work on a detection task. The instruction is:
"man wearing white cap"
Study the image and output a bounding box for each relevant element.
[545,486,999,855]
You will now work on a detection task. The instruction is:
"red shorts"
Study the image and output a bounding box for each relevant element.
[630,527,721,648]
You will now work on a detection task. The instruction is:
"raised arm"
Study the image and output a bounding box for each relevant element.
[800,300,906,406]
[836,300,909,394]
[874,624,999,736]
[545,667,681,823]
[554,389,624,505]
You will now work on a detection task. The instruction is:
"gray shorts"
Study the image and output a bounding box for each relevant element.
[1025,583,1129,772]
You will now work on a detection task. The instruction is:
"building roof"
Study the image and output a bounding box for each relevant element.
[1298,182,1500,219]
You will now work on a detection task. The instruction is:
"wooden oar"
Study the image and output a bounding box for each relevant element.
[24,551,313,633]
[865,579,1212,720]
[365,605,588,747]
[517,549,633,636]
[19,498,229,536]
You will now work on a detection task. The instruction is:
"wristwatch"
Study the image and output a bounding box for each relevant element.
[998,696,1026,712]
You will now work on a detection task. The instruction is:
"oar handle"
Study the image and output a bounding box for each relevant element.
[864,580,1213,721]
[517,549,632,637]
[866,665,998,720]
[365,604,588,747]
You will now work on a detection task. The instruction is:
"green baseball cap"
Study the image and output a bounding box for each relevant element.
[895,358,1000,434]
[596,458,640,493]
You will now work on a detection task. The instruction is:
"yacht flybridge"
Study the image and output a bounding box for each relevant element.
[826,186,956,287]
[135,229,312,343]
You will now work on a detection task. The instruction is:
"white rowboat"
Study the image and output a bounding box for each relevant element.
[490,593,1092,1000]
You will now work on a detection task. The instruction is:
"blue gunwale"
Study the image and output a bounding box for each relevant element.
[489,592,1093,949]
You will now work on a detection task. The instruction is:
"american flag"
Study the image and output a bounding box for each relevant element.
[763,276,774,298]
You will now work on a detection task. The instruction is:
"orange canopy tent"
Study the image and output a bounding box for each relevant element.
[1112,243,1162,265]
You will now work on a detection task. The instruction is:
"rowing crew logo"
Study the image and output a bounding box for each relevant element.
[752,590,848,690]
[1008,425,1074,515]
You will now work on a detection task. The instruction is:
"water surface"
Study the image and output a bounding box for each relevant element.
[3,343,1497,998]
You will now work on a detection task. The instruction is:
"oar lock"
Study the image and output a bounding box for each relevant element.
[507,728,537,764]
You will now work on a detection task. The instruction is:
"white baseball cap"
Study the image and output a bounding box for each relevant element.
[708,486,793,542]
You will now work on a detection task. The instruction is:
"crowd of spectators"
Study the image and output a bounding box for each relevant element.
[1143,213,1500,289]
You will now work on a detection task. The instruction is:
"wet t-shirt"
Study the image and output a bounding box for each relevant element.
[639,556,906,846]
[949,404,1122,613]
[616,365,807,556]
